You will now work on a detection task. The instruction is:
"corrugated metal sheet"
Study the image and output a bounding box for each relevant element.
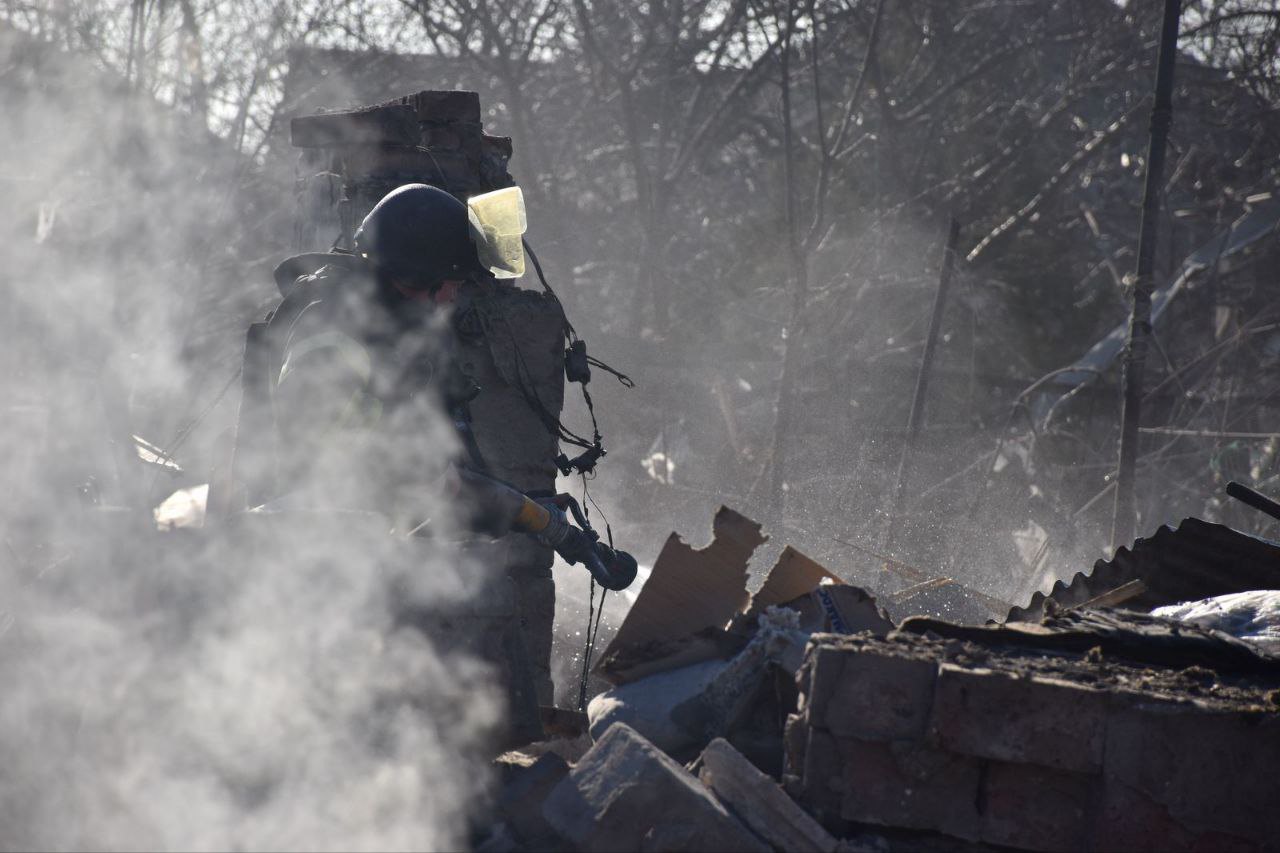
[1006,517,1280,622]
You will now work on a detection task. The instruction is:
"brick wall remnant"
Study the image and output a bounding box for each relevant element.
[787,629,1280,852]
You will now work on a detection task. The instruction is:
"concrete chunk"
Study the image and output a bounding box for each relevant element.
[543,723,769,853]
[698,738,838,853]
[586,659,725,755]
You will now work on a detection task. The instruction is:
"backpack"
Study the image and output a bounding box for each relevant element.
[227,254,361,508]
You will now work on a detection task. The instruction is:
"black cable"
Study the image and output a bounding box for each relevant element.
[473,237,636,475]
[587,355,636,388]
[522,238,576,339]
[582,472,615,548]
[522,237,634,391]
[580,383,603,447]
[577,578,597,713]
[518,238,630,707]
[577,585,608,713]
[574,469,619,712]
[146,366,242,498]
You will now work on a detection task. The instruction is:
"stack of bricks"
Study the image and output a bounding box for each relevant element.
[785,631,1280,851]
[289,90,515,250]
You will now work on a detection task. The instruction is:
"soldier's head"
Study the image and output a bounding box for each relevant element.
[354,184,483,304]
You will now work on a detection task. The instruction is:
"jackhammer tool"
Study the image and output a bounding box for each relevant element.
[536,492,638,592]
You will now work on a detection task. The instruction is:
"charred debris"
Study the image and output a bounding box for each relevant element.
[485,503,1280,853]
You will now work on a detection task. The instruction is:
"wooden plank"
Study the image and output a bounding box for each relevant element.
[745,546,842,614]
[596,507,765,666]
[1078,579,1148,610]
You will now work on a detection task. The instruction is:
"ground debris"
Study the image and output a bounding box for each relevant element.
[491,509,1280,852]
[697,737,838,853]
[597,510,891,685]
[902,606,1280,677]
[542,723,770,852]
[586,508,893,766]
[495,752,570,849]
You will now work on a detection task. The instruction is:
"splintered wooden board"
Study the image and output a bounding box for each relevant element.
[745,546,843,615]
[598,506,766,663]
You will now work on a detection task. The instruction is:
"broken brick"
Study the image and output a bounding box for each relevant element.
[838,737,983,841]
[1103,699,1280,844]
[542,723,769,852]
[796,727,846,821]
[822,649,938,741]
[796,643,841,719]
[698,737,838,853]
[1094,776,1262,852]
[928,664,1107,774]
[979,761,1100,852]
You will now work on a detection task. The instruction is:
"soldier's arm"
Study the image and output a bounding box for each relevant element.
[449,466,553,537]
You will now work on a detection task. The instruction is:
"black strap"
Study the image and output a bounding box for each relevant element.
[524,239,634,388]
[508,239,635,474]
[587,355,635,388]
[522,239,573,336]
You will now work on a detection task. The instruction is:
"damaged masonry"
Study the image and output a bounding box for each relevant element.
[484,505,1280,852]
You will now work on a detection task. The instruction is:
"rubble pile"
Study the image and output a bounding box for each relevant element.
[480,508,1280,852]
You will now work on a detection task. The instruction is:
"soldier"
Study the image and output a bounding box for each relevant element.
[263,183,633,589]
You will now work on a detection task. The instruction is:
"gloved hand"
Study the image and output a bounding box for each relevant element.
[533,500,598,564]
[523,495,637,591]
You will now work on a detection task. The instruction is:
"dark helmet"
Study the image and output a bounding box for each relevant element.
[353,184,482,285]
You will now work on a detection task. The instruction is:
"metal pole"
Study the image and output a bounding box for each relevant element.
[1112,0,1182,549]
[885,217,961,560]
[1225,481,1280,524]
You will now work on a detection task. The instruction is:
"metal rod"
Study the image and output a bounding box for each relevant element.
[1112,0,1183,550]
[833,536,931,583]
[885,217,961,560]
[1225,481,1280,523]
[1140,428,1280,439]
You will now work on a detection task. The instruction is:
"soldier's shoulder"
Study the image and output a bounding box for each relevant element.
[267,254,374,340]
[272,252,370,296]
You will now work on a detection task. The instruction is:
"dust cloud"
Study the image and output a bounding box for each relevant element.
[1,24,505,852]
